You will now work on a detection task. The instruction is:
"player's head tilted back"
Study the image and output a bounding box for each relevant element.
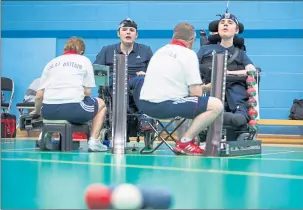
[63,36,86,55]
[117,18,138,46]
[218,13,239,40]
[172,22,196,49]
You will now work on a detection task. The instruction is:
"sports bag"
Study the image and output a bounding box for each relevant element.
[1,113,17,138]
[289,99,303,120]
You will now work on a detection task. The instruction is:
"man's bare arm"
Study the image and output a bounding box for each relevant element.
[84,87,91,96]
[189,84,208,97]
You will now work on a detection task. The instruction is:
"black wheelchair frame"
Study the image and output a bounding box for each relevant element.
[94,69,156,151]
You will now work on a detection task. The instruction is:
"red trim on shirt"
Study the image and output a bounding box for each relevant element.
[170,39,187,48]
[63,50,78,55]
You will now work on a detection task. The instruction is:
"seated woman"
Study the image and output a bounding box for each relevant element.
[197,13,257,127]
[32,37,108,152]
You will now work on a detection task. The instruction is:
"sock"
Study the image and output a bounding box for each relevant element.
[89,137,97,142]
[180,137,192,143]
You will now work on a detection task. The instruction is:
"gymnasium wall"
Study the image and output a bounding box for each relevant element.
[1,1,303,134]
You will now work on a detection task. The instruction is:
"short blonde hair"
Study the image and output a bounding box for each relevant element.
[64,37,85,54]
[173,22,196,41]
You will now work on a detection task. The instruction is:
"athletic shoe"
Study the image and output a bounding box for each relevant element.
[88,139,108,152]
[173,140,205,155]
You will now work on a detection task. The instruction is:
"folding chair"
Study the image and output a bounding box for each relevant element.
[16,102,35,115]
[140,114,187,154]
[1,77,14,113]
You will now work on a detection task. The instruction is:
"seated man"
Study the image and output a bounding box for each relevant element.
[139,22,224,156]
[93,18,153,79]
[32,37,108,152]
[197,13,257,127]
[94,18,154,136]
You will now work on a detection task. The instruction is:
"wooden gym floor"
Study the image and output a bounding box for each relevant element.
[1,138,303,209]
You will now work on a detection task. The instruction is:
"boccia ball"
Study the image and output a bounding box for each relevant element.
[246,69,256,76]
[111,184,143,209]
[248,120,258,131]
[246,76,256,86]
[248,97,257,107]
[247,87,256,97]
[84,183,111,209]
[248,108,258,119]
[140,187,173,209]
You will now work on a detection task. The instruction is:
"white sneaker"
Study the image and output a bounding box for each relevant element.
[88,139,108,152]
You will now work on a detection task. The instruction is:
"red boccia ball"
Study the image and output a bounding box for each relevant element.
[248,120,259,131]
[248,97,257,107]
[247,87,256,97]
[246,76,256,86]
[248,108,258,119]
[84,183,111,209]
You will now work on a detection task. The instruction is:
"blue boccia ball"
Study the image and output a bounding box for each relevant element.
[140,187,173,209]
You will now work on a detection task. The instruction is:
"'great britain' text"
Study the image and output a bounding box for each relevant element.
[47,62,82,71]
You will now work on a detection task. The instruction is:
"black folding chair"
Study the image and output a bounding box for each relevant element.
[1,77,14,113]
[140,115,187,154]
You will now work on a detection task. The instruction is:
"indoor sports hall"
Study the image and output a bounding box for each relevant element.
[1,1,303,209]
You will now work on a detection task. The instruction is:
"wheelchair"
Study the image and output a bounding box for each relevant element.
[199,19,246,51]
[94,65,156,151]
[198,19,261,148]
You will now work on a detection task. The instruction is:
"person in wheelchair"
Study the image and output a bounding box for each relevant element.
[197,13,258,136]
[31,37,108,152]
[139,22,224,156]
[93,18,154,140]
[93,18,153,79]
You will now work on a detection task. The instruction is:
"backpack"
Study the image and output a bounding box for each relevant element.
[289,99,303,120]
[1,113,17,138]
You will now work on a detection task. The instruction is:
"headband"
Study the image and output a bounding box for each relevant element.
[219,13,239,25]
[119,18,138,30]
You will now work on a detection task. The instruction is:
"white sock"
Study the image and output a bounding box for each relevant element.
[89,137,97,142]
[180,137,192,143]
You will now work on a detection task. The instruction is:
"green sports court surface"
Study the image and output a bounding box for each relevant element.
[1,138,303,209]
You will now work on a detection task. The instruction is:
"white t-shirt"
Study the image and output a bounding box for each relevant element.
[140,44,202,103]
[38,54,95,104]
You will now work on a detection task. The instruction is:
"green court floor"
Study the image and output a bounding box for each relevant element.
[1,139,303,209]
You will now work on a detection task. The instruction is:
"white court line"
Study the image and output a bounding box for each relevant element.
[2,157,303,180]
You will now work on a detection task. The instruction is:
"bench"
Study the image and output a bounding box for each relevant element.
[258,119,303,126]
[257,119,303,144]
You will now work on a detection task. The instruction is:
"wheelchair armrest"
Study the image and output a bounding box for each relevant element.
[226,75,247,83]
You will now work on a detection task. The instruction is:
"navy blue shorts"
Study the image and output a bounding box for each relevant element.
[139,96,209,119]
[41,96,99,124]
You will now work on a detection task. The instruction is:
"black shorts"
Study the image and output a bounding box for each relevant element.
[139,96,209,119]
[41,96,99,124]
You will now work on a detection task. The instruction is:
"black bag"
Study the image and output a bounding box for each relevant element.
[289,99,303,120]
[1,113,17,138]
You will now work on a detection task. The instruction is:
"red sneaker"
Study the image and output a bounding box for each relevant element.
[173,140,205,155]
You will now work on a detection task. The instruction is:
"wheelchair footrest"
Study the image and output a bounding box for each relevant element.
[220,140,262,157]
